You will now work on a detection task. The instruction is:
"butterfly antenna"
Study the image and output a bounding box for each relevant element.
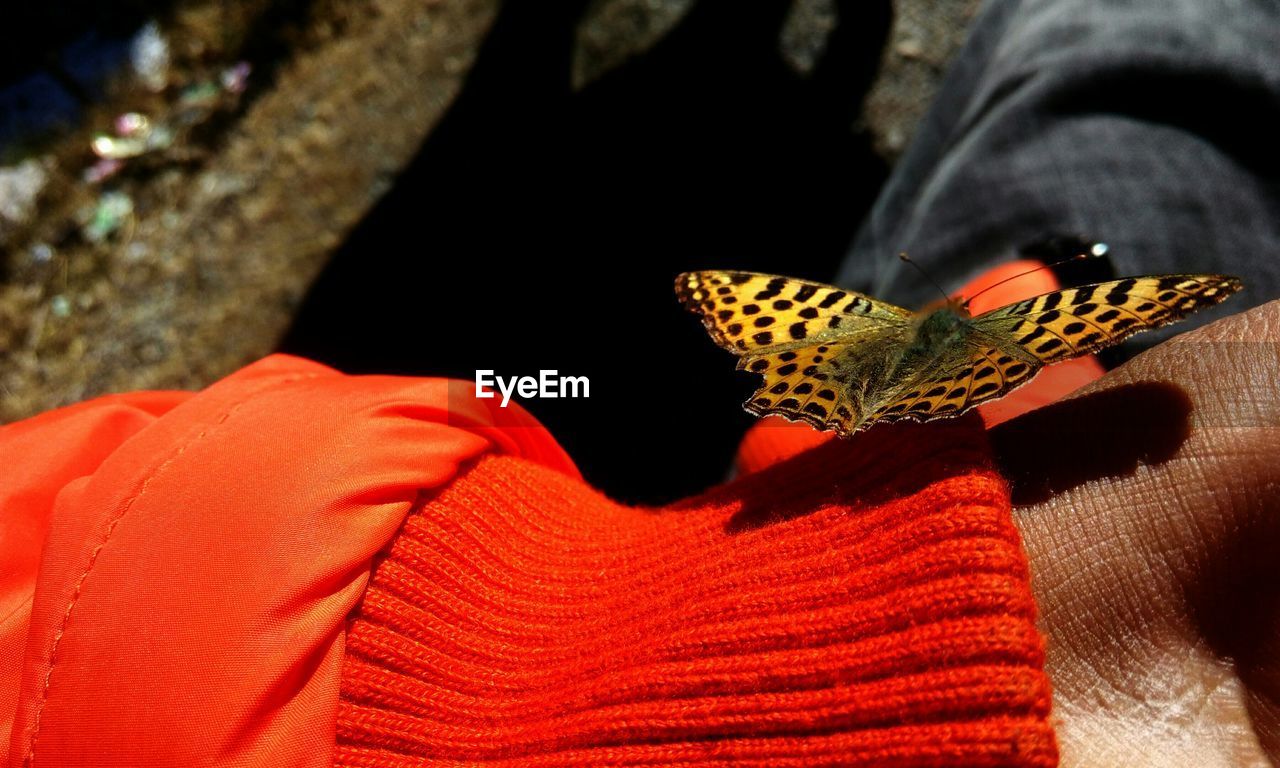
[960,243,1108,310]
[897,252,952,305]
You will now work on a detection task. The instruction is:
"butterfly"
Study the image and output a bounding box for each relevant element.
[675,269,1242,436]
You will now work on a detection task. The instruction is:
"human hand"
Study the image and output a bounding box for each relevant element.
[993,300,1280,766]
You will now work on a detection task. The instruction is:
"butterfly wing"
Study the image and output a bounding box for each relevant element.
[676,271,912,435]
[972,274,1243,363]
[862,273,1243,428]
[860,342,1042,428]
[675,271,911,354]
[738,341,885,436]
[679,271,1243,436]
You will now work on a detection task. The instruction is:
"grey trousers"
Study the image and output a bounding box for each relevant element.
[838,0,1280,356]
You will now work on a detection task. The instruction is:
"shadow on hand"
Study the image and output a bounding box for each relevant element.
[990,381,1192,506]
[280,0,892,504]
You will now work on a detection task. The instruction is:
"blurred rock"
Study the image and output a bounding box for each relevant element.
[574,0,692,89]
[865,0,979,159]
[0,0,500,420]
[780,0,838,75]
[130,20,171,92]
[0,158,50,245]
[575,0,978,158]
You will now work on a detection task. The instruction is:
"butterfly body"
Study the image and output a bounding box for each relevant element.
[677,269,1241,437]
[908,303,973,359]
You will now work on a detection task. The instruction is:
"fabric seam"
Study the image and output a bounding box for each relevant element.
[21,373,322,767]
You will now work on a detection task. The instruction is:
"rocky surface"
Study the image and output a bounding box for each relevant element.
[0,0,498,419]
[0,0,975,421]
[863,0,980,158]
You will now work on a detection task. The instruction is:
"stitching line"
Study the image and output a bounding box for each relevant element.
[23,373,319,766]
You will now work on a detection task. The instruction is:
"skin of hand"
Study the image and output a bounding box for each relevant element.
[991,299,1280,767]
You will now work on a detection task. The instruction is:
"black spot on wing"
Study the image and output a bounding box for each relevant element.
[1017,327,1047,345]
[1073,286,1097,304]
[753,278,787,301]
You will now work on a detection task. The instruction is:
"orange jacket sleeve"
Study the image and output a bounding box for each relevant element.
[1,355,575,767]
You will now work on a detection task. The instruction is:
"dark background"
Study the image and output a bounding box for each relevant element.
[280,1,892,503]
[0,0,982,504]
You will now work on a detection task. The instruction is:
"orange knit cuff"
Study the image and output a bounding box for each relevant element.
[335,418,1056,767]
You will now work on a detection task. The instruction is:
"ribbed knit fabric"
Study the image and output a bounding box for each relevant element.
[333,418,1055,767]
